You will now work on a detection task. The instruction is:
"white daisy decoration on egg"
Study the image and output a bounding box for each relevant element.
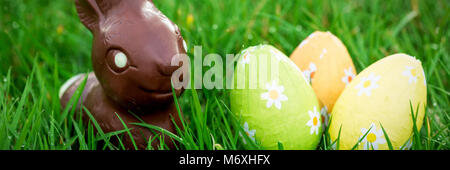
[359,123,386,150]
[302,62,317,84]
[402,66,418,84]
[261,81,288,110]
[320,106,329,128]
[240,50,252,65]
[341,67,356,85]
[355,73,381,97]
[240,122,256,144]
[306,106,321,135]
[318,48,327,59]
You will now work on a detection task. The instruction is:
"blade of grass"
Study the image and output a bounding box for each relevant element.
[115,113,138,150]
[351,125,372,150]
[70,117,88,150]
[131,122,183,143]
[379,123,394,150]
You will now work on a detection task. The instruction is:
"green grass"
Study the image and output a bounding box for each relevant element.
[0,0,448,150]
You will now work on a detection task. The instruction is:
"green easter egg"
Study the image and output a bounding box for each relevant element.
[230,45,322,150]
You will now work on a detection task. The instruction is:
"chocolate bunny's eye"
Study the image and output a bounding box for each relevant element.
[106,50,130,73]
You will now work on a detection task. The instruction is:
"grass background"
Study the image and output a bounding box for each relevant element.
[0,0,448,150]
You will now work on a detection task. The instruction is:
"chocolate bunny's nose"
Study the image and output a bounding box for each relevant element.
[157,41,186,77]
[159,64,181,77]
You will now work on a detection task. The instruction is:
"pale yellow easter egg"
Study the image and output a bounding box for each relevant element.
[290,31,357,113]
[329,54,427,150]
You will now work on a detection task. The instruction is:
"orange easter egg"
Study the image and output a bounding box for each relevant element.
[290,31,357,113]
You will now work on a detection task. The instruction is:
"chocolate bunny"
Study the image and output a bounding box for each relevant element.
[59,0,187,149]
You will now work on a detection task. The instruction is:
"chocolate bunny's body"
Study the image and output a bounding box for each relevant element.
[60,0,187,149]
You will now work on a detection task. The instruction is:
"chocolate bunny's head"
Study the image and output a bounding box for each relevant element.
[75,0,186,111]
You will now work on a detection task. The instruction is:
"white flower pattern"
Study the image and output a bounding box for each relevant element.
[359,123,386,150]
[402,66,418,84]
[318,48,327,59]
[239,47,258,65]
[306,106,321,135]
[341,67,356,85]
[261,81,288,110]
[355,73,381,96]
[240,50,251,65]
[240,122,256,144]
[302,62,317,84]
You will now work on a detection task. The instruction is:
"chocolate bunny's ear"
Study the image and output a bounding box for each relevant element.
[75,0,105,32]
